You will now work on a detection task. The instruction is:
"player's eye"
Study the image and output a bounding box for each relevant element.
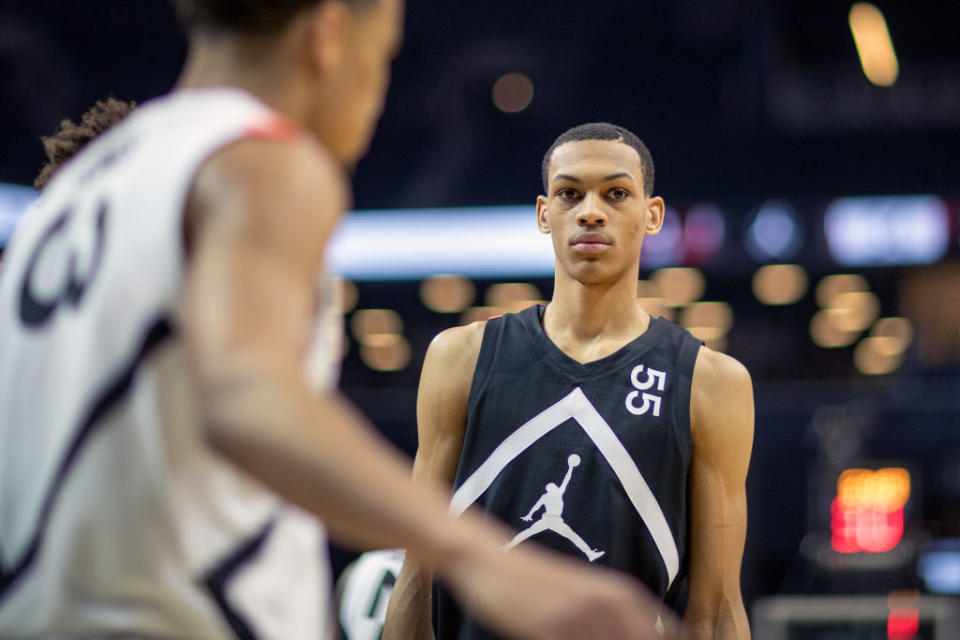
[556,188,579,200]
[607,187,630,200]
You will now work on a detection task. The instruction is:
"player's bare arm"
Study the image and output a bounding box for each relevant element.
[383,321,485,640]
[182,133,462,550]
[183,137,682,640]
[684,347,754,640]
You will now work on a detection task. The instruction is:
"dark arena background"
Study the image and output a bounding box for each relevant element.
[3,1,960,637]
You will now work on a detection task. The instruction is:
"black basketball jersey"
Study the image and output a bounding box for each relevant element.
[434,304,702,639]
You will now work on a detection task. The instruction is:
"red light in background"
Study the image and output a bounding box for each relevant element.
[887,607,919,640]
[830,468,910,554]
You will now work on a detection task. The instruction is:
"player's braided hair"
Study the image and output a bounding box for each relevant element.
[34,97,136,191]
[173,0,378,33]
[541,122,655,196]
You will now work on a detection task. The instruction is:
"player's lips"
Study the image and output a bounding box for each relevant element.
[570,232,613,253]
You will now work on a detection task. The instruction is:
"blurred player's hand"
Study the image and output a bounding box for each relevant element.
[443,542,687,640]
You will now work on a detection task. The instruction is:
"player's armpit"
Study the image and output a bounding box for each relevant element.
[383,323,485,640]
[685,348,754,640]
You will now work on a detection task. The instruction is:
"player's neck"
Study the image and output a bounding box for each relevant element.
[544,273,651,349]
[177,32,313,126]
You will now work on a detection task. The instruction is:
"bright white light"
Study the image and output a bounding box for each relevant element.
[0,183,37,246]
[824,195,949,266]
[919,550,960,594]
[327,206,555,279]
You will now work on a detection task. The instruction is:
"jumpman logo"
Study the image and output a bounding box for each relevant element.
[505,454,605,562]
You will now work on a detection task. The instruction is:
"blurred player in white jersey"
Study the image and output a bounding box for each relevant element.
[0,1,682,638]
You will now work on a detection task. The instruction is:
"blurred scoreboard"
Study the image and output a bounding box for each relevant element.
[805,463,920,571]
[753,595,960,640]
[831,467,911,555]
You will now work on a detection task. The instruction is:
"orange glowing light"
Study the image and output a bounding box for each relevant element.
[830,467,910,553]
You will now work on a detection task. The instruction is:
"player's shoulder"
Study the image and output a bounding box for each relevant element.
[425,321,487,368]
[693,345,750,387]
[690,346,754,445]
[195,129,350,217]
[690,347,754,462]
[691,346,752,409]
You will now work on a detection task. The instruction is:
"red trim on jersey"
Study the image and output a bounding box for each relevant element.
[487,314,504,320]
[244,115,300,141]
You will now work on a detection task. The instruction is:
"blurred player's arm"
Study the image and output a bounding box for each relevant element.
[183,136,682,640]
[183,134,455,550]
[382,323,483,640]
[684,348,754,640]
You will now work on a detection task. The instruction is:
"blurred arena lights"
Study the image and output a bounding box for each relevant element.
[682,204,725,265]
[887,591,920,640]
[830,467,910,553]
[460,306,505,325]
[848,3,899,87]
[492,72,534,113]
[815,274,869,309]
[810,310,859,348]
[651,267,705,307]
[825,196,949,266]
[350,309,403,341]
[485,282,543,313]
[640,207,685,268]
[745,200,802,262]
[326,206,556,279]
[420,274,476,313]
[681,302,733,350]
[855,336,904,375]
[359,333,412,372]
[0,182,35,245]
[917,541,960,595]
[869,317,914,356]
[5,190,958,279]
[826,291,880,333]
[752,264,808,306]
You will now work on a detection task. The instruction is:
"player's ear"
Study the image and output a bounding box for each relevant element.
[306,0,351,74]
[536,195,551,234]
[644,195,665,236]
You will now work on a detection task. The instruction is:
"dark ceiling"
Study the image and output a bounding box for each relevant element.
[3,0,959,210]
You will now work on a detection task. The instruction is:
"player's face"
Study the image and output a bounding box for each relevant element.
[536,140,664,285]
[312,0,403,165]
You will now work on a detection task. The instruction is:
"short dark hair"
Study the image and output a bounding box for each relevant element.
[34,97,136,191]
[541,122,655,196]
[173,0,376,33]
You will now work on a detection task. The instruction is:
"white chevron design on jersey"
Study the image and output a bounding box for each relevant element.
[449,386,679,588]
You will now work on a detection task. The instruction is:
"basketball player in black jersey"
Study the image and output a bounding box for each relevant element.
[384,123,754,640]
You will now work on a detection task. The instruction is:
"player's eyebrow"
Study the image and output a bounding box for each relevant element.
[603,172,633,182]
[553,174,582,183]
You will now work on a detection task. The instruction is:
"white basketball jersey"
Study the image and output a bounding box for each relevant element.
[334,550,405,640]
[0,88,341,639]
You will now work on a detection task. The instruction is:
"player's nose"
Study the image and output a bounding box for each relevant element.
[576,194,607,226]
